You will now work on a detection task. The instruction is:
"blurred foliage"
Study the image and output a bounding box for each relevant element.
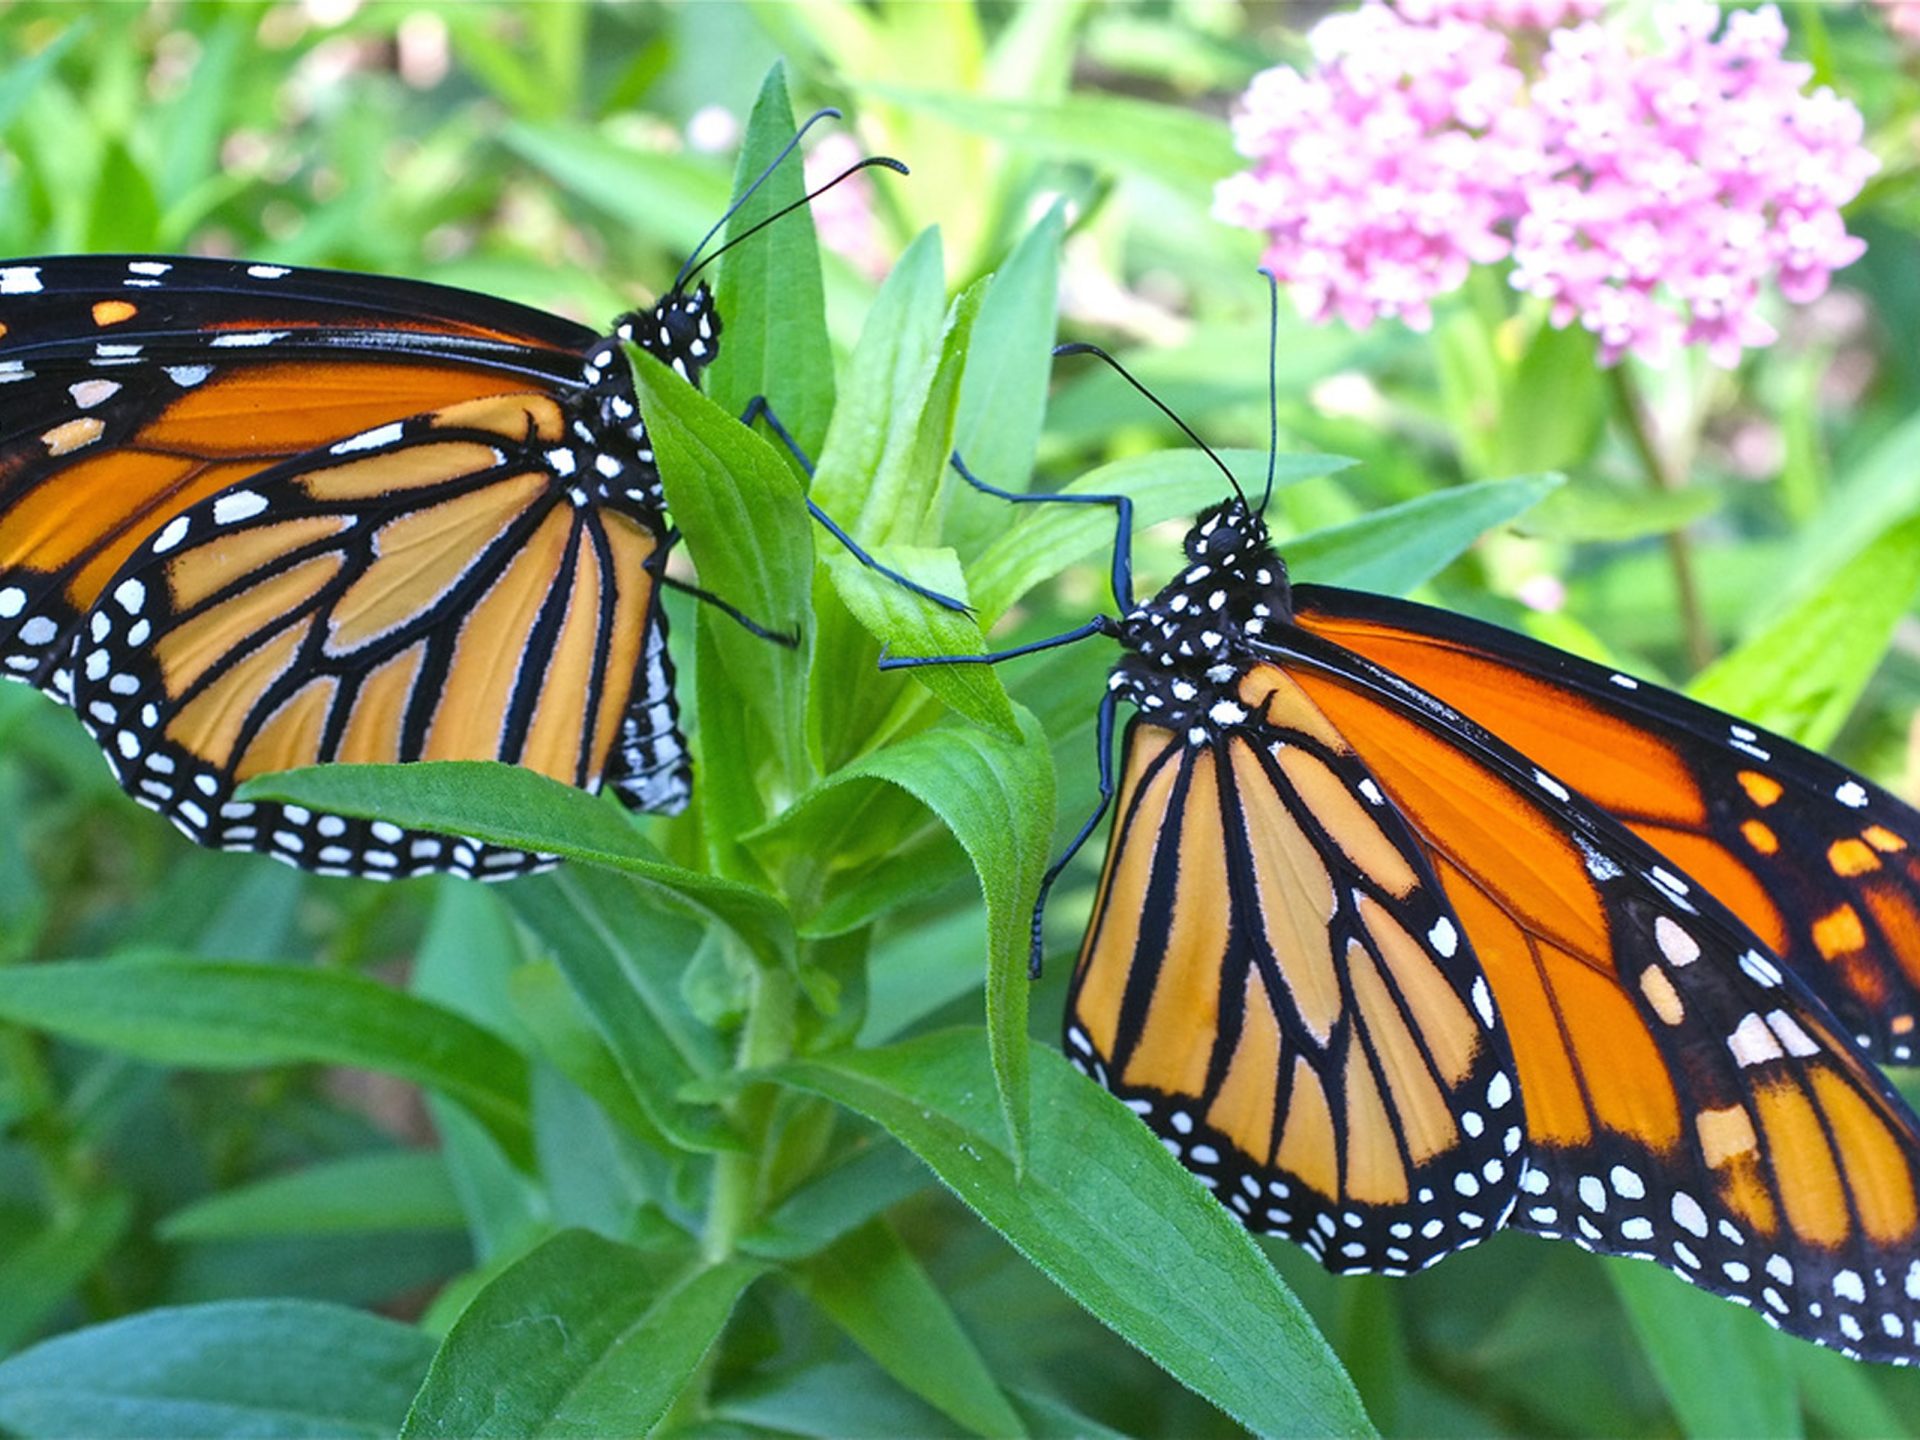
[0,2,1918,1437]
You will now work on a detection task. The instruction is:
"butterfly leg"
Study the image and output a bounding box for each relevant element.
[948,450,1137,612]
[877,614,1116,669]
[659,574,799,647]
[739,395,972,615]
[1027,686,1121,977]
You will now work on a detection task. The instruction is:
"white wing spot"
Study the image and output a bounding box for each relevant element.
[151,515,192,555]
[213,491,268,525]
[1835,781,1868,808]
[1655,915,1700,966]
[1727,1012,1785,1067]
[209,330,288,347]
[1764,1009,1819,1058]
[1429,916,1459,958]
[165,365,212,387]
[69,378,122,409]
[0,266,43,293]
[331,421,404,455]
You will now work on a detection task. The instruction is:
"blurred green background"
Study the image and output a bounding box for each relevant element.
[2,3,1920,1436]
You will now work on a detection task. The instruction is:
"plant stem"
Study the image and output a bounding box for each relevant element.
[701,962,796,1264]
[1609,364,1714,670]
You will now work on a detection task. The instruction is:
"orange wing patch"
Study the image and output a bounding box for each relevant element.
[1288,648,1920,1362]
[1293,586,1920,1066]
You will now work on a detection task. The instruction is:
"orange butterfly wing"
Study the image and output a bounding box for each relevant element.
[0,257,590,695]
[1291,584,1920,1065]
[1067,669,1523,1273]
[67,393,666,879]
[1275,627,1920,1362]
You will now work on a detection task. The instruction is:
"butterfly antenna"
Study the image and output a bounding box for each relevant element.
[680,155,908,289]
[672,106,843,295]
[1259,267,1279,516]
[1052,341,1249,509]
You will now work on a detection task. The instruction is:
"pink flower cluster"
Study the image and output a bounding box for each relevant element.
[1216,1,1878,366]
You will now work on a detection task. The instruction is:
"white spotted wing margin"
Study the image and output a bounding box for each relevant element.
[1064,698,1524,1279]
[64,395,676,882]
[1274,624,1920,1365]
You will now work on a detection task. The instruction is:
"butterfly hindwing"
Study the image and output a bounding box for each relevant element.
[1294,584,1920,1065]
[1067,666,1521,1274]
[67,393,675,879]
[1279,630,1920,1361]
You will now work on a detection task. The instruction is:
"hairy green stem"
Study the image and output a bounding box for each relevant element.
[701,963,797,1263]
[1609,365,1714,670]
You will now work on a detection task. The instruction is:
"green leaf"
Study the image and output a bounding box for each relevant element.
[158,1152,464,1241]
[507,962,667,1149]
[809,226,952,546]
[1607,1261,1802,1440]
[401,1230,763,1439]
[237,762,794,969]
[502,121,730,255]
[798,1218,1027,1438]
[1286,474,1564,594]
[1519,480,1725,543]
[632,344,814,783]
[0,958,533,1167]
[824,547,1017,740]
[739,1140,931,1260]
[951,199,1067,536]
[1688,511,1920,749]
[0,24,84,134]
[762,715,1054,1166]
[84,139,160,251]
[967,450,1347,623]
[0,1193,131,1354]
[706,64,835,459]
[865,87,1234,205]
[505,867,740,1153]
[0,1301,436,1440]
[777,1031,1372,1438]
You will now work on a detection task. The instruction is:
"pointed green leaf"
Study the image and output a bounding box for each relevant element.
[706,64,835,458]
[0,1301,436,1440]
[505,867,740,1153]
[237,762,794,969]
[401,1230,763,1438]
[798,1219,1027,1438]
[0,957,532,1167]
[158,1153,463,1241]
[1688,512,1920,749]
[1286,474,1564,594]
[1608,1260,1801,1440]
[776,1031,1373,1438]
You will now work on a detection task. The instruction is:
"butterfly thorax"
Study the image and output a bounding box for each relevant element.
[573,281,722,517]
[1111,499,1292,736]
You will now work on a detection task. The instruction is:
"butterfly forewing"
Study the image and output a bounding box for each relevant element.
[1294,585,1920,1065]
[66,394,670,880]
[1281,630,1920,1361]
[1068,668,1521,1274]
[0,257,593,700]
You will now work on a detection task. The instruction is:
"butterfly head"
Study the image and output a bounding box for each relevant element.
[1187,498,1270,566]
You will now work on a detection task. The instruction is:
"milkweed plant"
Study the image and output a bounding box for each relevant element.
[0,5,1916,1439]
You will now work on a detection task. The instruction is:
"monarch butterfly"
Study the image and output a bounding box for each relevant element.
[893,322,1920,1363]
[0,115,935,882]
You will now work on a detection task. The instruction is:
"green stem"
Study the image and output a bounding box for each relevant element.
[1609,364,1714,670]
[701,963,796,1263]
